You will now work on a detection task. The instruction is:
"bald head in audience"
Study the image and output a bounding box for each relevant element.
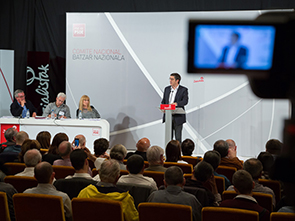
[136,138,150,152]
[34,162,55,184]
[58,141,72,159]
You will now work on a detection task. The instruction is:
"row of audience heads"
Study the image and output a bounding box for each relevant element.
[3,127,282,176]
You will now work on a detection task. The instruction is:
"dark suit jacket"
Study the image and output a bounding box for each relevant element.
[10,99,37,117]
[221,46,247,68]
[161,85,188,126]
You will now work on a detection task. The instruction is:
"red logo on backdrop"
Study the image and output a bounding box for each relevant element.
[1,124,20,143]
[194,77,204,83]
[73,24,86,38]
[160,104,176,110]
[92,128,101,136]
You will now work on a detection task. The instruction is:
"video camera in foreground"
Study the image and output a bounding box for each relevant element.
[187,11,295,99]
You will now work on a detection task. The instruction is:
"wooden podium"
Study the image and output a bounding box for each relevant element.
[160,104,186,145]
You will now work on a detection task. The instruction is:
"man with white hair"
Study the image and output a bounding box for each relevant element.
[145,145,167,172]
[43,92,71,118]
[15,149,42,176]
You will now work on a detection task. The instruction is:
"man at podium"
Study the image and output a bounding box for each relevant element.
[161,73,188,143]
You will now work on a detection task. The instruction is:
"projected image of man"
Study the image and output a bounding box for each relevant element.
[219,32,248,69]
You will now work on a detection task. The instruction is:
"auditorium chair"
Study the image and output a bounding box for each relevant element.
[270,212,295,221]
[203,176,225,195]
[4,176,38,193]
[183,174,225,195]
[72,198,124,221]
[13,193,65,221]
[143,171,164,188]
[138,202,192,221]
[0,192,10,221]
[222,190,273,212]
[202,207,259,221]
[52,165,75,179]
[116,183,155,208]
[4,162,26,175]
[164,162,193,174]
[258,179,281,202]
[181,156,203,166]
[87,159,95,170]
[216,165,237,183]
[92,168,99,177]
[40,148,48,155]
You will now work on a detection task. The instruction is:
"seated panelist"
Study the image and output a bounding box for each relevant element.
[10,89,37,118]
[43,92,71,118]
[76,95,100,119]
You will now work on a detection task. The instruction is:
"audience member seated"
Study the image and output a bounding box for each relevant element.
[185,161,221,206]
[147,166,202,221]
[0,130,29,163]
[76,95,100,119]
[18,139,41,163]
[42,132,68,164]
[213,139,243,170]
[203,150,231,189]
[42,92,71,118]
[15,149,41,177]
[53,141,73,166]
[257,152,274,180]
[54,141,92,176]
[276,181,295,213]
[24,162,72,220]
[227,158,276,207]
[78,159,139,221]
[145,145,167,172]
[54,149,97,199]
[220,170,270,221]
[118,155,157,190]
[265,139,282,160]
[165,140,187,164]
[72,134,86,149]
[125,138,150,161]
[93,138,110,158]
[110,144,127,170]
[65,149,94,180]
[36,131,51,150]
[0,128,18,153]
[0,179,18,221]
[181,138,195,156]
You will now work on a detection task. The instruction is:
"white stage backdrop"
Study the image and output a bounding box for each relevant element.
[0,50,14,117]
[66,11,289,158]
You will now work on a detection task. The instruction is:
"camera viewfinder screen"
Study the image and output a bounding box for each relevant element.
[194,25,276,70]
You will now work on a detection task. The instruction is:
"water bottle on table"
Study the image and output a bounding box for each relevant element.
[51,109,55,119]
[26,110,30,118]
[78,110,83,120]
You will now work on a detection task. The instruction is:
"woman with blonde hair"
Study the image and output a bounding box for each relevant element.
[76,95,100,119]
